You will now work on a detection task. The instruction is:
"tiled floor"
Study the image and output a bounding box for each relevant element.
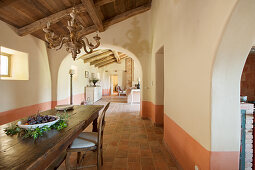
[58,97,177,170]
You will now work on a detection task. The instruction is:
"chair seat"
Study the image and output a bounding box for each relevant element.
[69,132,98,150]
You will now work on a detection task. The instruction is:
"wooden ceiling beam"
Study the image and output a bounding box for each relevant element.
[78,49,108,60]
[104,3,151,29]
[84,50,113,63]
[96,55,127,68]
[112,50,120,63]
[76,15,87,27]
[0,0,19,9]
[120,55,128,60]
[17,4,87,36]
[16,1,151,37]
[96,58,117,67]
[90,55,115,65]
[80,2,151,35]
[98,61,117,68]
[119,53,127,58]
[94,0,114,6]
[81,0,104,32]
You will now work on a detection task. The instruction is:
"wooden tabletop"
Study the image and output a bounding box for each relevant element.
[0,105,104,170]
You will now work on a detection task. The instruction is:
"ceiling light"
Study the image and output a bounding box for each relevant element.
[43,7,101,60]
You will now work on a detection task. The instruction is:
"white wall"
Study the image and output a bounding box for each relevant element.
[151,0,238,150]
[153,47,164,105]
[133,61,142,85]
[0,20,51,112]
[57,54,99,101]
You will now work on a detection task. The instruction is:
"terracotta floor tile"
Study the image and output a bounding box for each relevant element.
[116,150,128,158]
[102,162,113,170]
[169,168,178,170]
[150,146,162,154]
[140,158,154,167]
[141,166,155,170]
[154,159,172,170]
[104,153,115,162]
[140,150,153,158]
[113,158,128,168]
[58,97,178,170]
[128,147,140,154]
[128,162,141,170]
[140,143,150,150]
[128,153,140,163]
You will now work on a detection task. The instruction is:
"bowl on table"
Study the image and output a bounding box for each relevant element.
[55,105,74,111]
[17,115,60,130]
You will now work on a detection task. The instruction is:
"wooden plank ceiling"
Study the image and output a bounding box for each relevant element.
[78,49,128,68]
[0,0,152,41]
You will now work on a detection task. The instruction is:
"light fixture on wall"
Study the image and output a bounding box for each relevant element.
[43,6,101,60]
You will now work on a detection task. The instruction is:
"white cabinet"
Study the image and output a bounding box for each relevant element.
[85,86,102,103]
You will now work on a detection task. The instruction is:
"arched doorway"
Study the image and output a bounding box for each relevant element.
[240,49,255,169]
[56,45,143,107]
[211,0,255,168]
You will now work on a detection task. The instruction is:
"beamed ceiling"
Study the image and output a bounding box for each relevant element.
[0,0,152,41]
[78,49,129,68]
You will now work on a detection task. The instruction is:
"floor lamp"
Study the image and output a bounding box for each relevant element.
[69,69,75,105]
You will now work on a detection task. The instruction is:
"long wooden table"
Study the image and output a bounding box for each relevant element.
[0,105,104,170]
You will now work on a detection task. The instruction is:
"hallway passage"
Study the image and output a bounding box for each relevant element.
[59,97,177,170]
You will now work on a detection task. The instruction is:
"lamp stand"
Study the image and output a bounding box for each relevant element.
[70,73,73,105]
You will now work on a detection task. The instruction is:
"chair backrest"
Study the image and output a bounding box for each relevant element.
[97,102,110,146]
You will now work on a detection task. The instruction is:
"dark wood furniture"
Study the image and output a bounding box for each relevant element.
[65,102,110,170]
[0,105,104,170]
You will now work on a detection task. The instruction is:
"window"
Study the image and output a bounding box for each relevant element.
[0,46,28,80]
[0,52,11,77]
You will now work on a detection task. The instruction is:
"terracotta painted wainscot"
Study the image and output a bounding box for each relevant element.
[141,100,239,169]
[164,115,239,170]
[102,89,111,96]
[141,101,164,126]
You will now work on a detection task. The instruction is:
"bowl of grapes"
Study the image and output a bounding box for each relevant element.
[17,114,60,130]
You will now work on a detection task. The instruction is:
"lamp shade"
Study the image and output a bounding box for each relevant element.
[69,69,75,74]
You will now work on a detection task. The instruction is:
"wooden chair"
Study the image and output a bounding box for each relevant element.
[65,102,110,170]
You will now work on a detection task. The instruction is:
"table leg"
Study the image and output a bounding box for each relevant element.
[92,112,99,132]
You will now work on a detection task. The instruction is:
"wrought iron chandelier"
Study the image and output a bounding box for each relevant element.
[43,7,101,60]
